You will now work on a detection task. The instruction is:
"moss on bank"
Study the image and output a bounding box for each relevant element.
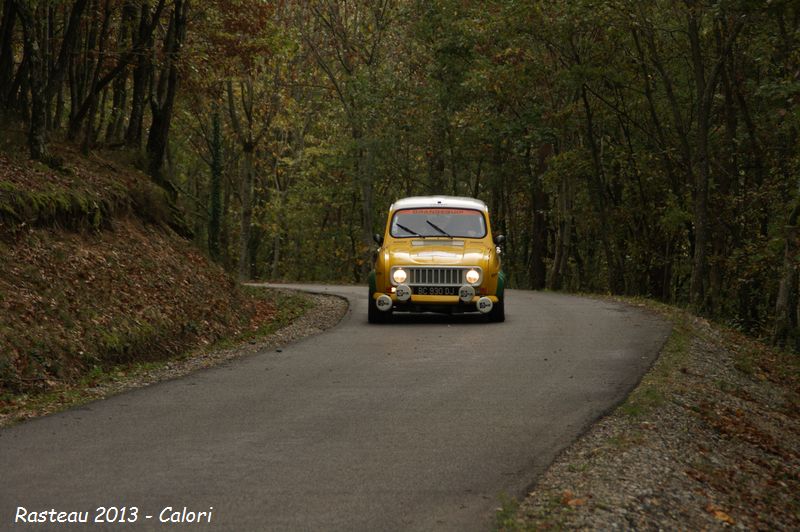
[0,143,311,418]
[0,287,312,426]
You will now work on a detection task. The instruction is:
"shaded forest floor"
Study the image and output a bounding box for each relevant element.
[0,135,315,425]
[501,301,800,530]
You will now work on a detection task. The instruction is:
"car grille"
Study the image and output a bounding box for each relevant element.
[407,267,465,286]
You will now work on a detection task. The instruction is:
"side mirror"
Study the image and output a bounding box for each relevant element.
[493,234,506,245]
[373,233,384,245]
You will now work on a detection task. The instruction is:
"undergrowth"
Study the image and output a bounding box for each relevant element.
[0,288,312,425]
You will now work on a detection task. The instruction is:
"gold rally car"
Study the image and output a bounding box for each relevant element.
[368,196,506,323]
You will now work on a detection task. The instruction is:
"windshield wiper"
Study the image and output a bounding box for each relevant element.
[396,223,424,237]
[426,219,452,238]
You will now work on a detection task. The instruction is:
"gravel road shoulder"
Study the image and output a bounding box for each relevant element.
[504,301,800,530]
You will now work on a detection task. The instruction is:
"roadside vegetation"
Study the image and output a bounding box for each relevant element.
[0,138,313,425]
[497,299,800,530]
[1,1,799,350]
[0,286,312,427]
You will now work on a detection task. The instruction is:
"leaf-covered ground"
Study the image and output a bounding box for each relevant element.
[0,142,291,416]
[503,303,800,530]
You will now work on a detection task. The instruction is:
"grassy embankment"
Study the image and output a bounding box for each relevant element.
[0,134,309,424]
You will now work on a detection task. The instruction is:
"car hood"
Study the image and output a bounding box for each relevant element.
[385,239,491,266]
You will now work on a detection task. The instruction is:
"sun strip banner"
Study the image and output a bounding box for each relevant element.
[399,209,482,215]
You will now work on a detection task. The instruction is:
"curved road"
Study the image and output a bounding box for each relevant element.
[1,286,669,531]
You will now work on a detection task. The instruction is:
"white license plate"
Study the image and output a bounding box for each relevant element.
[414,286,458,296]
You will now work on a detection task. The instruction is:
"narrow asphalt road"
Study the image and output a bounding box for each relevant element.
[1,286,669,531]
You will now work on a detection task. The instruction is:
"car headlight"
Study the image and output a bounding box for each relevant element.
[465,269,480,284]
[392,268,407,284]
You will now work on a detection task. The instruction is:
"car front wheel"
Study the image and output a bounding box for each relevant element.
[368,291,391,323]
[488,297,505,322]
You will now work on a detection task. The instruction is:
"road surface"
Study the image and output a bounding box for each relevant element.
[1,285,669,530]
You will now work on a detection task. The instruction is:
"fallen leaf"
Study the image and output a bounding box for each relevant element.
[561,490,586,506]
[705,503,735,525]
[713,510,734,524]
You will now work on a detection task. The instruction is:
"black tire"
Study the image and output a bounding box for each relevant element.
[488,298,505,322]
[368,291,391,323]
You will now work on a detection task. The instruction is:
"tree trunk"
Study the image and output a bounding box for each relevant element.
[106,71,127,142]
[547,175,572,291]
[427,118,446,193]
[125,1,167,149]
[220,172,231,269]
[207,105,222,261]
[547,220,566,291]
[65,0,100,141]
[685,3,745,312]
[773,204,800,349]
[708,42,738,317]
[0,0,15,102]
[81,0,113,152]
[580,85,624,294]
[43,4,54,129]
[44,0,88,113]
[527,143,550,290]
[14,0,48,161]
[361,136,375,269]
[64,0,164,141]
[125,1,151,150]
[146,0,188,199]
[687,9,711,312]
[53,72,64,128]
[352,125,374,278]
[106,1,136,143]
[6,51,25,109]
[237,145,255,281]
[271,232,281,280]
[248,222,261,280]
[125,52,149,147]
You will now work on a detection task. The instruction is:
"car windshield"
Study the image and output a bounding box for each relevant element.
[390,208,487,238]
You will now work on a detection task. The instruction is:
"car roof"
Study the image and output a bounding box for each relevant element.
[390,196,488,212]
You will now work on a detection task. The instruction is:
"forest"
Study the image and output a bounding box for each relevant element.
[0,0,798,348]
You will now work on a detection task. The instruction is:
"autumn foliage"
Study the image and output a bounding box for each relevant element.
[1,1,799,348]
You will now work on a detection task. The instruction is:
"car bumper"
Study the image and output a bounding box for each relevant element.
[371,291,499,307]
